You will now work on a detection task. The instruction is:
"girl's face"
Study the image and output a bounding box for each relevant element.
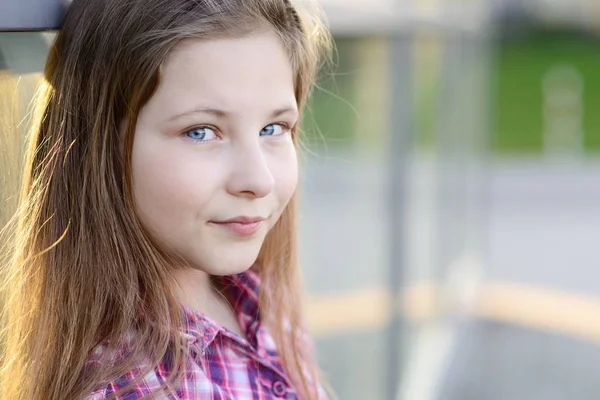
[131,30,298,276]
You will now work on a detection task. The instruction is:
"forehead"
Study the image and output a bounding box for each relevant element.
[145,31,297,120]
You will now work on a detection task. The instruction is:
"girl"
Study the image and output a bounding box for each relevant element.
[0,0,332,399]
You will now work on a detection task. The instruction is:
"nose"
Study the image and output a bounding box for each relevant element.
[226,142,274,199]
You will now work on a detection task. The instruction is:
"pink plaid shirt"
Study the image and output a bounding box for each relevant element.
[84,270,325,399]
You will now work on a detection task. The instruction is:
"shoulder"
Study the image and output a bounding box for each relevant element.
[82,339,180,400]
[82,364,167,399]
[82,342,218,400]
[82,358,218,400]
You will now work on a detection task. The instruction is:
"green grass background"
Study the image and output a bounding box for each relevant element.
[491,29,600,153]
[303,30,600,155]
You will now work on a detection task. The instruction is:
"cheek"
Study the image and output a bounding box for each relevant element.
[271,144,298,204]
[130,136,219,235]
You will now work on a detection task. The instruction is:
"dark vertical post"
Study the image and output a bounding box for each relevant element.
[386,29,413,400]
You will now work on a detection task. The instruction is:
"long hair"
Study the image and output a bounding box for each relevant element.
[0,1,331,399]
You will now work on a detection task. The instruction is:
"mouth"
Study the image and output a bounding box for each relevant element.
[213,216,266,224]
[208,216,266,236]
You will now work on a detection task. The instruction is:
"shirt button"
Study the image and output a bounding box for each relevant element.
[272,380,287,397]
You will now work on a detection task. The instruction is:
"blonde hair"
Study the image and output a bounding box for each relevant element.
[0,0,332,399]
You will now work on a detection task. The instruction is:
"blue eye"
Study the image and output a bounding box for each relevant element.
[260,124,287,136]
[186,126,217,142]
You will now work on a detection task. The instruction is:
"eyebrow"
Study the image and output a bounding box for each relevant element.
[166,105,299,122]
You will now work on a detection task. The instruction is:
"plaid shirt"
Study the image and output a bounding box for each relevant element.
[84,270,325,399]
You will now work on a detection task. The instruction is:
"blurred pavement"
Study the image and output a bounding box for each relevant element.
[299,154,600,400]
[439,158,600,400]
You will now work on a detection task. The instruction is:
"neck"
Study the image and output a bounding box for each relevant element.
[171,268,244,337]
[171,268,214,311]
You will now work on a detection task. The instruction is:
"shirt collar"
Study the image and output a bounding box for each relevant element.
[179,269,262,350]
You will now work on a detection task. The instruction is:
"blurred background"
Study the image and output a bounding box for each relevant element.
[2,0,600,399]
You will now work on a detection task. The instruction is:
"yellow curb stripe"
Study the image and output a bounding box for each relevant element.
[306,283,436,336]
[306,282,600,342]
[476,283,600,342]
[306,288,392,336]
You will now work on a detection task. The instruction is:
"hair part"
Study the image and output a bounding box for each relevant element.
[0,0,332,399]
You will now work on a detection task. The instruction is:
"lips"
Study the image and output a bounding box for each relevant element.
[214,216,265,224]
[209,216,266,236]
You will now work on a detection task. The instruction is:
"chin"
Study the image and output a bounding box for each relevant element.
[208,263,253,277]
[198,248,262,276]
